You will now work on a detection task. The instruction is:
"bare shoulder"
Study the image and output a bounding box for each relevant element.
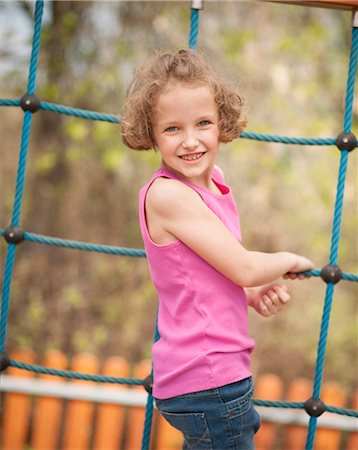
[146,177,201,217]
[145,177,204,244]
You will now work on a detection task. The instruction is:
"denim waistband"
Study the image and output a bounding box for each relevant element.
[156,376,252,401]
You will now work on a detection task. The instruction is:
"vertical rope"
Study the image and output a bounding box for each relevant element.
[12,0,44,225]
[189,8,200,49]
[0,245,16,352]
[343,27,358,132]
[27,1,44,94]
[141,394,154,450]
[306,416,318,450]
[11,111,34,226]
[141,317,160,449]
[329,151,349,264]
[0,0,44,352]
[305,17,358,450]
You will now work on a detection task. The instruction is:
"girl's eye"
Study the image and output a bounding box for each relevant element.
[198,120,210,127]
[164,126,178,132]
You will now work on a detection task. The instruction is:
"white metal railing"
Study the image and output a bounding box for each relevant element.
[1,375,357,432]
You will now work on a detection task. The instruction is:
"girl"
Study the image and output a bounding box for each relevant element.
[121,49,314,450]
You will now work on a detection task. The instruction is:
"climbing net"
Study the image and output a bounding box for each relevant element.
[0,2,357,450]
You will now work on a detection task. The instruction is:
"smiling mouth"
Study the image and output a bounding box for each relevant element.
[179,152,205,161]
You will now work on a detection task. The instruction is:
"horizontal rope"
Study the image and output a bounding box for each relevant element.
[0,99,21,107]
[341,272,358,282]
[9,359,143,386]
[326,405,358,418]
[7,360,358,418]
[0,98,119,122]
[40,101,119,123]
[24,231,146,257]
[254,399,304,409]
[254,399,358,418]
[301,269,358,282]
[1,229,357,280]
[3,98,358,147]
[241,131,341,146]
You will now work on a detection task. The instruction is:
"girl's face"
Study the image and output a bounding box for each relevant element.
[152,83,220,190]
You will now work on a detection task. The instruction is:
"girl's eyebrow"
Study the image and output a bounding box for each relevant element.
[198,113,217,120]
[158,112,217,124]
[153,120,177,128]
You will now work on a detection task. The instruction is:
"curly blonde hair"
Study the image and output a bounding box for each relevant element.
[121,49,247,150]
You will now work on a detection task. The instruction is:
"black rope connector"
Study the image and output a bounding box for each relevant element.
[143,373,153,394]
[4,226,25,245]
[0,353,11,372]
[304,397,326,417]
[20,93,41,113]
[336,131,357,152]
[320,264,342,284]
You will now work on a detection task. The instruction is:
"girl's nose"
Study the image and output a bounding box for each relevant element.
[182,137,199,149]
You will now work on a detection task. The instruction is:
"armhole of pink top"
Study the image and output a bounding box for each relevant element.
[141,176,181,248]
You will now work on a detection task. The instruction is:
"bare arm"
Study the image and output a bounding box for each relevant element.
[146,179,314,288]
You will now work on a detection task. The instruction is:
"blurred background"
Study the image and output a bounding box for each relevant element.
[0,0,357,398]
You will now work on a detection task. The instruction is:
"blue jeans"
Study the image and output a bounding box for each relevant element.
[155,377,261,450]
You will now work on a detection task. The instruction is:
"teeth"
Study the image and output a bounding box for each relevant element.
[181,153,203,161]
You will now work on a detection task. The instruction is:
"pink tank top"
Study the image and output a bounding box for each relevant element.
[139,166,255,399]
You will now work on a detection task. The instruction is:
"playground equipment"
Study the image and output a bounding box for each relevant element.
[1,1,357,449]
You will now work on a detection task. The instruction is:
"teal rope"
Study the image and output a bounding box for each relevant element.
[0,0,44,353]
[27,0,43,94]
[11,111,33,226]
[9,359,143,385]
[343,27,358,132]
[141,311,160,448]
[4,98,358,148]
[40,101,119,123]
[4,97,354,147]
[341,272,358,281]
[241,131,337,146]
[330,151,349,264]
[306,283,335,447]
[0,245,16,352]
[9,356,358,418]
[254,400,304,409]
[305,22,358,450]
[141,394,154,450]
[0,99,20,106]
[3,230,357,279]
[253,400,358,418]
[301,269,357,281]
[326,405,358,418]
[189,8,200,49]
[23,231,146,257]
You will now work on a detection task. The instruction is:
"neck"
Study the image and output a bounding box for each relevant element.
[161,161,217,192]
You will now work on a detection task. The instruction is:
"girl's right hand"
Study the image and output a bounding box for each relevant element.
[283,255,314,280]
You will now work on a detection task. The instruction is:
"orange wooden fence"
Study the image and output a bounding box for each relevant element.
[0,348,356,450]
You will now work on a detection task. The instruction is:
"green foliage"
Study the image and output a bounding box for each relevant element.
[35,150,58,173]
[64,286,85,310]
[64,119,89,141]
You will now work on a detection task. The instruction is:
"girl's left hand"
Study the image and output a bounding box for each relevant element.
[248,284,290,318]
